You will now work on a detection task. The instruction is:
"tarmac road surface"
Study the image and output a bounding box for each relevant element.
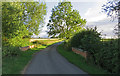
[24,42,88,74]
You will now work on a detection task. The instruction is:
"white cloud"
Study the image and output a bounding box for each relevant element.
[86,18,118,38]
[38,32,48,38]
[84,1,108,22]
[33,0,118,38]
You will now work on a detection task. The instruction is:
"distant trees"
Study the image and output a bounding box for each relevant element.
[47,1,86,39]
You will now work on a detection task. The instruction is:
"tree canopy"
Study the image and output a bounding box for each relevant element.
[102,0,120,18]
[2,2,46,46]
[47,1,86,39]
[102,0,120,38]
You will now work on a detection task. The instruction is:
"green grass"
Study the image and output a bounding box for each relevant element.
[57,43,109,75]
[2,39,62,74]
[2,46,46,74]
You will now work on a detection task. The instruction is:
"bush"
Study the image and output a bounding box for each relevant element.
[96,39,119,73]
[64,39,72,51]
[69,27,102,64]
[69,27,119,74]
[2,38,32,57]
[70,27,101,50]
[2,46,21,57]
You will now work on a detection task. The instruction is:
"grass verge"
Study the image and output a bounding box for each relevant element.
[2,40,62,74]
[57,43,109,75]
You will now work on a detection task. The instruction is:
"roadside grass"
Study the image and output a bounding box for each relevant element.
[2,47,42,74]
[2,39,62,74]
[57,43,109,75]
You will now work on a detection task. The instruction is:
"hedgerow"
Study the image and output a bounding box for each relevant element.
[68,27,119,74]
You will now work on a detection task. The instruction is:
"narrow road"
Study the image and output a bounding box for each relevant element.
[24,42,88,74]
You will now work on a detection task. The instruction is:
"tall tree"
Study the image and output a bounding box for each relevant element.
[2,2,46,46]
[47,1,86,39]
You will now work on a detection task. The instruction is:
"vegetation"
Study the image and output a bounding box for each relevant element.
[102,0,120,37]
[2,2,46,57]
[2,39,61,74]
[2,0,119,75]
[47,1,86,39]
[63,27,119,74]
[102,0,119,18]
[102,0,120,73]
[57,43,109,74]
[70,27,102,64]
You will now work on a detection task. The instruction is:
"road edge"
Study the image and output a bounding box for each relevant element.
[21,49,42,74]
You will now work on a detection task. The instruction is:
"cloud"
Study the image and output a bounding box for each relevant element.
[84,1,108,22]
[86,18,118,38]
[83,1,118,38]
[38,32,48,38]
[32,0,117,38]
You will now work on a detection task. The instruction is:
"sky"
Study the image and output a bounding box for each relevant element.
[32,0,118,39]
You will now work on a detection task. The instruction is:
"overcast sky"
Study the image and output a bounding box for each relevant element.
[32,0,118,38]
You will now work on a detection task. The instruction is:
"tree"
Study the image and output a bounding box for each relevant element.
[102,0,120,37]
[102,0,120,73]
[2,2,46,46]
[47,1,86,39]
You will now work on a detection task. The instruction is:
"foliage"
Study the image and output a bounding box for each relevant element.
[3,39,62,74]
[2,46,21,58]
[102,0,120,73]
[2,2,46,38]
[3,45,45,74]
[67,27,119,74]
[2,2,46,56]
[70,27,101,65]
[2,38,33,57]
[102,0,120,18]
[57,43,109,74]
[47,1,86,39]
[102,0,120,37]
[70,27,101,51]
[96,39,119,73]
[2,2,46,46]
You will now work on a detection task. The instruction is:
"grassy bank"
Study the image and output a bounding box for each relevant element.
[57,43,109,75]
[2,39,62,74]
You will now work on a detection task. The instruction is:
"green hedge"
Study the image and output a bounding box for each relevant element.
[2,38,33,57]
[2,46,21,57]
[97,39,119,73]
[67,27,119,74]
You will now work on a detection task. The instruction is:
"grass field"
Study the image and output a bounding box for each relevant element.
[2,39,62,74]
[57,43,109,75]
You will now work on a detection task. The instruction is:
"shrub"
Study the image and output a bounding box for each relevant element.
[70,27,101,50]
[64,39,72,51]
[69,28,119,73]
[70,27,102,64]
[2,46,21,57]
[2,38,32,57]
[96,39,119,73]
